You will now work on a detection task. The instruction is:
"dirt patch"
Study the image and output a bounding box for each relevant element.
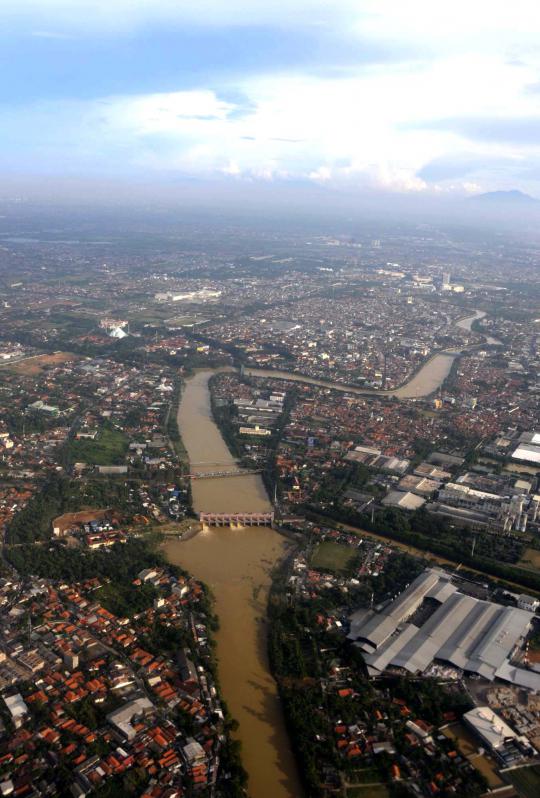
[519,548,540,571]
[52,508,114,536]
[9,351,80,376]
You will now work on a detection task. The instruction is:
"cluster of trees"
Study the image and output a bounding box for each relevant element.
[6,474,142,545]
[96,580,157,618]
[6,474,77,545]
[165,381,189,467]
[215,736,249,798]
[267,586,328,796]
[3,408,59,437]
[5,535,172,583]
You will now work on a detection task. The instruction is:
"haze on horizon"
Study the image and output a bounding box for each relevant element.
[2,0,540,210]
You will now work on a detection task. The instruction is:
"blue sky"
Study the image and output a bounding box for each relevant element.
[2,0,540,195]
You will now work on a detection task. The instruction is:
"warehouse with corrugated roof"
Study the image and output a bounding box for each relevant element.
[349,568,540,689]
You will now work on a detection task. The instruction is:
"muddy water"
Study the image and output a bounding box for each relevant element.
[456,309,485,332]
[390,352,457,398]
[164,370,302,798]
[244,351,458,400]
[456,309,501,345]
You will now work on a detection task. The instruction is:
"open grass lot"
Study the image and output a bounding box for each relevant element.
[310,541,356,573]
[443,723,503,788]
[505,764,540,798]
[164,315,209,327]
[442,722,481,757]
[6,351,80,375]
[350,767,382,784]
[68,426,128,466]
[346,785,389,797]
[518,547,540,571]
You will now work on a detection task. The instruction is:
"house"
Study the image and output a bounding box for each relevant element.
[3,693,28,728]
[517,594,540,613]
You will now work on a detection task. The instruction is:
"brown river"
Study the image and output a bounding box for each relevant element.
[164,370,303,798]
[163,311,498,795]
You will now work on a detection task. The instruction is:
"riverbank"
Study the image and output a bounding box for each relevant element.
[165,369,303,798]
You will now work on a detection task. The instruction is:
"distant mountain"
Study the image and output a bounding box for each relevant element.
[469,189,539,205]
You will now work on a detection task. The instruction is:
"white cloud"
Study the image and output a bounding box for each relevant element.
[359,0,540,43]
[4,1,540,193]
[6,46,540,192]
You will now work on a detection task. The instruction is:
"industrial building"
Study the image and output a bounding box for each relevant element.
[463,706,535,764]
[349,568,540,689]
[382,490,426,511]
[512,431,540,464]
[106,697,155,740]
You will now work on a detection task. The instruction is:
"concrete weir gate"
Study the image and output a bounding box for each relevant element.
[199,512,274,527]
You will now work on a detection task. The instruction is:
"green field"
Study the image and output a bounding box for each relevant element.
[68,426,128,466]
[505,764,540,798]
[310,541,356,573]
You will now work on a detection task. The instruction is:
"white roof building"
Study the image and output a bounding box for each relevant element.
[463,706,520,751]
[3,693,28,724]
[382,490,426,511]
[183,738,206,765]
[107,697,154,740]
[512,443,540,464]
[109,326,128,339]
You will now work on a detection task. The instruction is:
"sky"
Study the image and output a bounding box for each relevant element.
[2,0,540,197]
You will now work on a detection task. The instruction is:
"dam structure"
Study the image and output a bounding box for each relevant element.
[199,511,274,527]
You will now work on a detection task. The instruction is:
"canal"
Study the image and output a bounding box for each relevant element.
[164,370,303,798]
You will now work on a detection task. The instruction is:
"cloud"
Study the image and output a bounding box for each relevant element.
[417,154,522,182]
[419,117,540,146]
[3,1,540,194]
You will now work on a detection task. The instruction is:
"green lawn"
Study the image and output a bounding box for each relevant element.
[68,426,128,466]
[506,764,540,798]
[310,541,356,573]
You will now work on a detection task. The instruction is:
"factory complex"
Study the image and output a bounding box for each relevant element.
[349,568,540,690]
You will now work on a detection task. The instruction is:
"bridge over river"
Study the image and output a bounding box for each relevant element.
[188,468,262,479]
